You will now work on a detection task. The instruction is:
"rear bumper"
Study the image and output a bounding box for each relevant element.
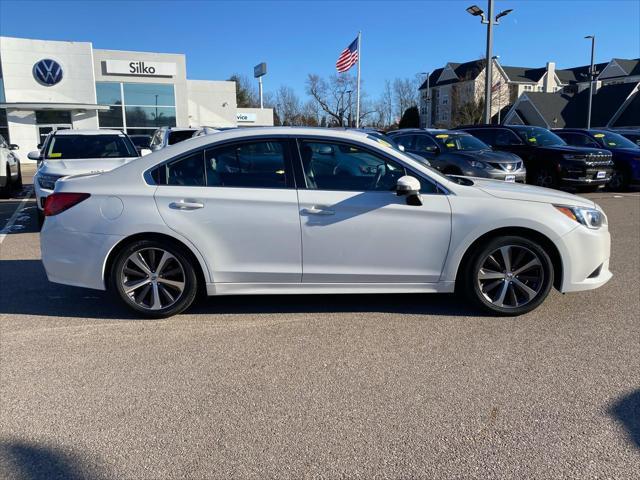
[558,225,612,293]
[41,219,123,290]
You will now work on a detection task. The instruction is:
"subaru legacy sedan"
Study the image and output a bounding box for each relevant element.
[40,128,612,318]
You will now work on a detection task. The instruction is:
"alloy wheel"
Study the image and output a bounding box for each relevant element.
[477,245,544,309]
[120,248,186,310]
[535,170,554,188]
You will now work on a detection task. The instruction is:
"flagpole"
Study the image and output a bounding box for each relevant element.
[355,31,361,128]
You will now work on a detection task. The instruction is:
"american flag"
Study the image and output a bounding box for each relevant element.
[336,37,359,73]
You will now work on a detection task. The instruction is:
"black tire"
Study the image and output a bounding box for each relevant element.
[607,169,629,192]
[37,208,45,229]
[111,239,198,318]
[0,166,11,198]
[461,235,554,316]
[14,162,23,190]
[533,167,557,189]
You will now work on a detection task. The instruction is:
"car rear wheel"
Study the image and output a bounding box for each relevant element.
[111,239,198,318]
[462,235,554,316]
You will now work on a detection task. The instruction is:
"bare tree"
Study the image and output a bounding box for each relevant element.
[392,78,418,120]
[228,74,259,108]
[306,73,358,127]
[274,86,302,126]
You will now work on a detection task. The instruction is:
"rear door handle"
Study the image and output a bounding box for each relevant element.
[301,206,335,216]
[169,200,204,210]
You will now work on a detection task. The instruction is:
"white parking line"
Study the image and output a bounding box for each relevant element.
[0,188,34,246]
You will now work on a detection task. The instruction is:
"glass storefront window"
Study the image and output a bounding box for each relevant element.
[123,83,175,106]
[98,106,124,128]
[125,106,176,128]
[96,82,122,105]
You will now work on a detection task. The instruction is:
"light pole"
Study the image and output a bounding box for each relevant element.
[585,35,596,129]
[346,90,353,127]
[466,2,513,124]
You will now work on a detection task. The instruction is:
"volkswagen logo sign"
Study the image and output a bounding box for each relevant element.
[33,59,63,86]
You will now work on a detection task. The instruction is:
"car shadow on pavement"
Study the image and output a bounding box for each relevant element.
[0,259,487,319]
[609,389,640,449]
[0,440,108,480]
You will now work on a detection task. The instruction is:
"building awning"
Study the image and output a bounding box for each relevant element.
[0,102,111,111]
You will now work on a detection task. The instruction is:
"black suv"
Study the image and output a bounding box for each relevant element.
[458,125,614,190]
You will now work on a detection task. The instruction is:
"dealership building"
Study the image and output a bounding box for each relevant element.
[0,36,273,157]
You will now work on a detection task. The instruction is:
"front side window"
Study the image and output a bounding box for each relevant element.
[205,141,288,189]
[394,135,414,150]
[494,129,522,146]
[298,140,438,193]
[464,129,496,145]
[432,133,488,151]
[45,134,137,159]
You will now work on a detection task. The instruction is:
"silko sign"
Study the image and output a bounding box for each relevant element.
[104,60,177,77]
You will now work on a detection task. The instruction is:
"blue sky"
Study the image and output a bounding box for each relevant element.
[1,0,638,100]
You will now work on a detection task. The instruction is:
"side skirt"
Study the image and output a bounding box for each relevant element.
[206,282,455,296]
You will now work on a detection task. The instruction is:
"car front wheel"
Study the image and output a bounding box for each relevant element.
[111,239,198,318]
[462,235,554,316]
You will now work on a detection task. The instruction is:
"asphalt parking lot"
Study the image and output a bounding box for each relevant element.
[1,166,639,479]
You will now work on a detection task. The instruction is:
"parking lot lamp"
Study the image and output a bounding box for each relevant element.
[466,2,513,124]
[585,35,596,129]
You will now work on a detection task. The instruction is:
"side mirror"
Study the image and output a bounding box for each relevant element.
[9,144,19,150]
[396,175,422,206]
[27,150,41,161]
[139,148,152,156]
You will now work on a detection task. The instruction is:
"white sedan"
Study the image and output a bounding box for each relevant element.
[40,127,612,318]
[31,129,139,224]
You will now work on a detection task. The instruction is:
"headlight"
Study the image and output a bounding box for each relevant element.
[554,204,606,229]
[469,160,490,169]
[37,173,61,190]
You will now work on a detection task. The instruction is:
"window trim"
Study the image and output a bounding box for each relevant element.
[148,137,298,190]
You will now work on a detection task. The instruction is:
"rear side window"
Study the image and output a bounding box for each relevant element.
[168,130,196,145]
[166,151,206,186]
[465,129,496,145]
[394,135,414,150]
[205,141,288,189]
[494,129,522,146]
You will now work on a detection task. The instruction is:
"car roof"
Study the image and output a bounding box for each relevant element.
[52,129,125,136]
[389,128,469,136]
[555,128,609,134]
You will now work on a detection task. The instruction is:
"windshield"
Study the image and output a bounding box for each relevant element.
[45,134,138,159]
[513,126,566,147]
[432,133,490,151]
[593,131,639,149]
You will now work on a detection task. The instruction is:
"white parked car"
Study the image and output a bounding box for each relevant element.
[149,127,198,151]
[40,127,612,318]
[32,130,139,224]
[0,133,22,197]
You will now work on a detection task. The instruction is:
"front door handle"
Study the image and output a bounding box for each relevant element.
[301,206,335,216]
[169,200,204,210]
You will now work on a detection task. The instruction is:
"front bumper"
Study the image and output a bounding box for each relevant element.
[41,219,123,290]
[559,162,614,186]
[558,224,612,293]
[463,168,527,183]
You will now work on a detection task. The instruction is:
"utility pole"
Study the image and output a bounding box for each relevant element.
[585,35,596,129]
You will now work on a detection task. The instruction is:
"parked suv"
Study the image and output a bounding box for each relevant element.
[149,127,197,151]
[609,128,640,147]
[32,130,139,225]
[0,133,22,197]
[388,129,526,182]
[554,128,640,190]
[458,125,614,190]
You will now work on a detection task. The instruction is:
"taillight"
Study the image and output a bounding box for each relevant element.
[44,193,90,216]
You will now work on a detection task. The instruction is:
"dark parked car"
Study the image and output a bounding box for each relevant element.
[388,129,526,182]
[554,129,640,190]
[458,125,614,190]
[608,128,640,148]
[128,134,152,155]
